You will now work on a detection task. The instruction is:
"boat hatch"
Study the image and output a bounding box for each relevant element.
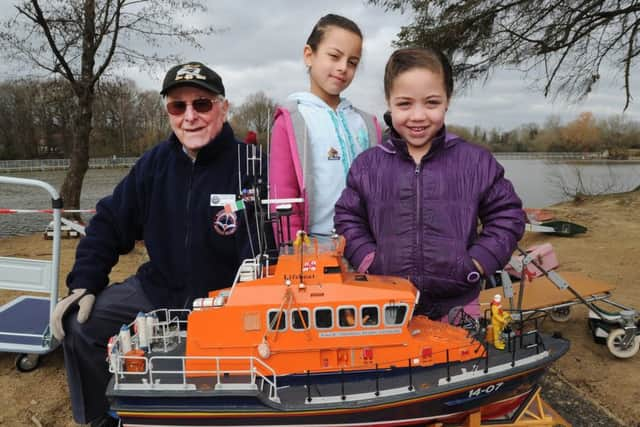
[323,265,341,274]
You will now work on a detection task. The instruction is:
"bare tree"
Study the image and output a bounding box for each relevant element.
[134,90,169,153]
[93,79,168,156]
[0,81,41,159]
[94,79,137,156]
[370,1,640,109]
[229,91,277,148]
[0,0,217,212]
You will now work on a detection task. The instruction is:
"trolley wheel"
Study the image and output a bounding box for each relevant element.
[606,329,640,359]
[549,306,572,322]
[15,353,40,372]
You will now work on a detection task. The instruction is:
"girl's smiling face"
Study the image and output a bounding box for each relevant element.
[304,26,362,109]
[387,67,449,163]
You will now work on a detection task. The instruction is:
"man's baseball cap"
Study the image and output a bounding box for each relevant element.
[160,62,225,97]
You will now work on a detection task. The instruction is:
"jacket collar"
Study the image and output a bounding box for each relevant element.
[169,122,236,164]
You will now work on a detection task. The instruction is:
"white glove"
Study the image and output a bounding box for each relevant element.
[51,288,96,341]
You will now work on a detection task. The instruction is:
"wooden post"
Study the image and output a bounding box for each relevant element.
[463,410,481,427]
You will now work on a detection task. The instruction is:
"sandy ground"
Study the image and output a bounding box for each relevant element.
[1,189,639,426]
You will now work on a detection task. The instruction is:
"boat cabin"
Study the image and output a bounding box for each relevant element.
[185,237,479,376]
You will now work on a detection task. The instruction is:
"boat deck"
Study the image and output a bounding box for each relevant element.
[109,330,568,411]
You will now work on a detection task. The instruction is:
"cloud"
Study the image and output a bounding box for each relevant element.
[0,1,637,131]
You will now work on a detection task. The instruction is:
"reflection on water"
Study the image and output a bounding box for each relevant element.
[1,161,640,236]
[499,159,640,207]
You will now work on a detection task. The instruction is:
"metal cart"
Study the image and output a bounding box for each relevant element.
[0,176,61,371]
[480,247,639,359]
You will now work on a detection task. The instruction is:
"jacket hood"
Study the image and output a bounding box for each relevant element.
[288,91,353,111]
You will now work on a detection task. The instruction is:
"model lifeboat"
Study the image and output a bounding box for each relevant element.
[105,236,569,427]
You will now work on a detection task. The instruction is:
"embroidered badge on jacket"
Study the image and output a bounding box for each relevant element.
[327,147,341,160]
[213,209,237,236]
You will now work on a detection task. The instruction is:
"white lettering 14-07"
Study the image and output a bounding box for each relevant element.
[468,382,504,398]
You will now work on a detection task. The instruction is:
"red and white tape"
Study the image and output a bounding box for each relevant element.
[0,208,96,214]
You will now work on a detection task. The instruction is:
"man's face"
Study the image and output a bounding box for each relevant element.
[165,86,229,159]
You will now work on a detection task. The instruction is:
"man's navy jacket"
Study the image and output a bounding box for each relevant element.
[67,123,263,309]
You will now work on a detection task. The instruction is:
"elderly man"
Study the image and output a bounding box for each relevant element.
[52,62,260,427]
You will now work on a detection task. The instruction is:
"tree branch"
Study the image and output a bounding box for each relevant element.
[28,0,76,84]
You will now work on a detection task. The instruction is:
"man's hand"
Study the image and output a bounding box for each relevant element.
[51,288,96,341]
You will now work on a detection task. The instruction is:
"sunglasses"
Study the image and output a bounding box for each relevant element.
[166,98,222,115]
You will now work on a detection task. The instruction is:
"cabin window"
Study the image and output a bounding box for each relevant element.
[267,310,287,331]
[384,304,408,326]
[338,307,357,328]
[291,309,310,330]
[361,305,379,327]
[314,308,333,329]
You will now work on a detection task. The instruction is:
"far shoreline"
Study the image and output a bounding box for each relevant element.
[2,152,640,173]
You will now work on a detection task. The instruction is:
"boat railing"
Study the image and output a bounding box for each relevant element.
[300,335,551,403]
[227,256,263,300]
[112,353,280,402]
[477,308,549,369]
[146,308,190,348]
[505,309,549,354]
[109,308,549,405]
[299,328,552,404]
[108,308,190,372]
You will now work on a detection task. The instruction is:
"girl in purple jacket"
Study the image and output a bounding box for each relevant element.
[334,47,525,321]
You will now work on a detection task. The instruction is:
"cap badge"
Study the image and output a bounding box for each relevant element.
[175,64,207,82]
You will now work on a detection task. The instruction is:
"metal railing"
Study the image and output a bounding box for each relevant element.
[109,308,280,402]
[493,152,605,160]
[109,305,551,406]
[0,157,137,172]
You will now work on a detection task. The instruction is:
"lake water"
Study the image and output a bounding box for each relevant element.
[499,159,640,207]
[1,160,640,236]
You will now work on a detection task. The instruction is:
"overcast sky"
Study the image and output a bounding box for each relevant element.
[2,0,638,130]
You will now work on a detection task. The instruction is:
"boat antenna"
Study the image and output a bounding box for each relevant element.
[237,134,273,261]
[237,144,256,258]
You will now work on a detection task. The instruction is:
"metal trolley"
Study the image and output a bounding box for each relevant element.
[481,246,640,359]
[0,176,61,371]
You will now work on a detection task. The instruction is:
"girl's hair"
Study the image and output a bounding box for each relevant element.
[306,14,363,52]
[384,47,454,99]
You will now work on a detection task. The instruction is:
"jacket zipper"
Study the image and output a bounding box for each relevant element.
[182,162,195,309]
[415,163,422,283]
[184,163,195,252]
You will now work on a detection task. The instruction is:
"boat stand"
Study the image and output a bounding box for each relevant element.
[427,386,571,427]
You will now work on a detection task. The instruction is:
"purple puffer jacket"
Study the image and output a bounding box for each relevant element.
[334,128,525,319]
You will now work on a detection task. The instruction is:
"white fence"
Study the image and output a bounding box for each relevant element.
[0,157,137,172]
[0,152,630,172]
[493,152,605,160]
